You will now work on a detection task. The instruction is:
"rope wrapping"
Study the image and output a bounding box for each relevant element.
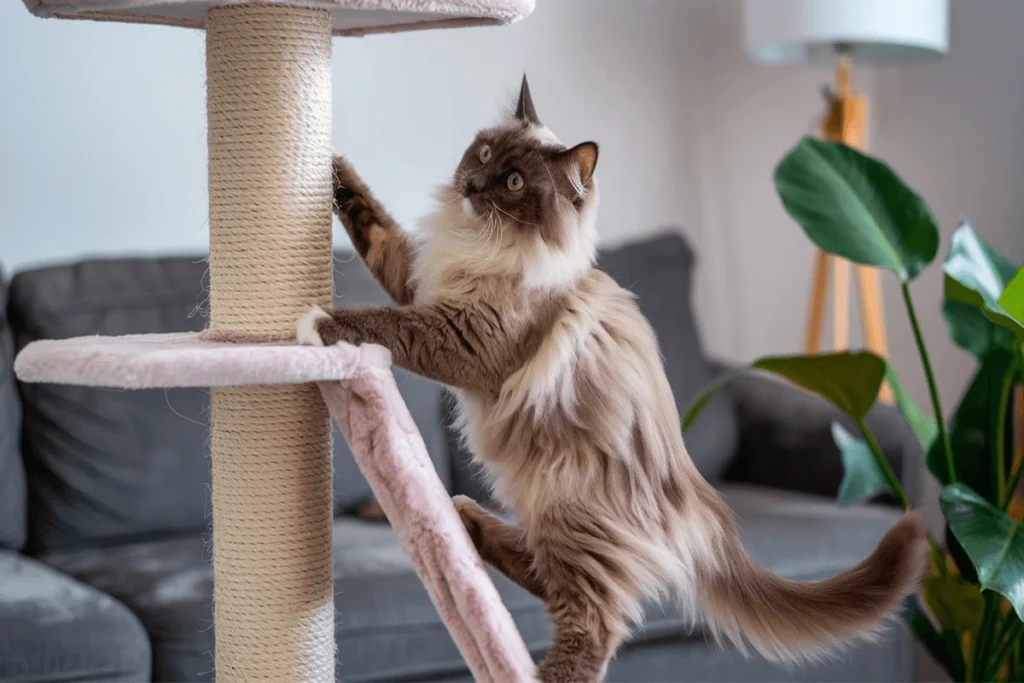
[206,5,335,681]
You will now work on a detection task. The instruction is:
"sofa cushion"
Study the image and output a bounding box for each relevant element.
[9,253,448,553]
[438,629,913,683]
[0,549,151,682]
[43,518,547,683]
[10,256,212,554]
[447,231,740,503]
[0,269,27,551]
[44,484,903,683]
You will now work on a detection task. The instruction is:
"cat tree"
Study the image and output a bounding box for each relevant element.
[15,1,535,681]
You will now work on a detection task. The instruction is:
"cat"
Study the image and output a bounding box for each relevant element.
[296,76,930,683]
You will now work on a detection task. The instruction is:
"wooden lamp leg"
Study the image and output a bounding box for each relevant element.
[804,55,894,403]
[832,257,851,351]
[804,250,830,354]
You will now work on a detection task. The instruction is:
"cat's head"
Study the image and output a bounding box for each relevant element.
[439,76,600,288]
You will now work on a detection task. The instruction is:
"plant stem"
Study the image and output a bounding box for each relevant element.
[1002,345,1024,512]
[858,418,911,509]
[994,354,1017,507]
[902,282,955,481]
[1005,459,1024,513]
[973,593,1000,681]
[984,614,1023,682]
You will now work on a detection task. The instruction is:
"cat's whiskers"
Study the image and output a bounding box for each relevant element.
[484,209,506,265]
[474,208,503,267]
[491,202,538,227]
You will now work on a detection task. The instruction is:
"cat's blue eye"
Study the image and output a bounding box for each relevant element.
[507,172,524,191]
[478,145,492,163]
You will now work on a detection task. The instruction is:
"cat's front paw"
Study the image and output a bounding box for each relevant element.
[332,155,362,207]
[296,306,331,346]
[453,495,485,549]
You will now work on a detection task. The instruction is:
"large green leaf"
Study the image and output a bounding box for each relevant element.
[885,365,938,451]
[941,483,1024,621]
[946,523,979,584]
[999,266,1024,325]
[831,421,889,505]
[944,222,1024,348]
[922,572,984,634]
[753,352,885,421]
[683,353,885,435]
[927,349,1018,500]
[943,291,1015,360]
[774,137,939,282]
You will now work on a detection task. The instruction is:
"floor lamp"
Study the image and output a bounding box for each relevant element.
[744,0,949,404]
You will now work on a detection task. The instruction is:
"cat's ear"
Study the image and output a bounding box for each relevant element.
[555,141,599,190]
[515,74,541,126]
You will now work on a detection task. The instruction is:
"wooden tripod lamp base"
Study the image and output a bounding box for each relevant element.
[804,57,894,404]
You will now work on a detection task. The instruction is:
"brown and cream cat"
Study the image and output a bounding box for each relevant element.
[297,77,929,682]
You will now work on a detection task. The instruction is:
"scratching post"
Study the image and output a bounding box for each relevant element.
[206,8,335,678]
[16,1,536,681]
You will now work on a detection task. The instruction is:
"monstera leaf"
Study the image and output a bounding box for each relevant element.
[944,222,1024,350]
[752,353,885,421]
[923,572,984,635]
[941,483,1024,621]
[927,349,1018,499]
[682,352,886,433]
[684,353,912,508]
[999,266,1024,326]
[774,137,939,282]
[832,421,890,505]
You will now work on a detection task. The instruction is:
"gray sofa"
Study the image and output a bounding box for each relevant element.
[0,231,923,682]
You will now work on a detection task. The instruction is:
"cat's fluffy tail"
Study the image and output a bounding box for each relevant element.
[696,509,929,663]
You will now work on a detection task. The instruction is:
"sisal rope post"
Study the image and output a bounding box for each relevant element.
[206,6,335,681]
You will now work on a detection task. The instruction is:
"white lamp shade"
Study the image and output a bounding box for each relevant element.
[745,0,949,65]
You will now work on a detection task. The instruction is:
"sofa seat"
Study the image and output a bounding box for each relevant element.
[0,549,151,683]
[42,484,906,683]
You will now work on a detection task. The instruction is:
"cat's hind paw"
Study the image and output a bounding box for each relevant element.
[296,305,331,346]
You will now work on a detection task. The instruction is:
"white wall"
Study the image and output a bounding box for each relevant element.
[3,0,1023,411]
[674,0,856,367]
[0,0,699,274]
[678,0,1024,413]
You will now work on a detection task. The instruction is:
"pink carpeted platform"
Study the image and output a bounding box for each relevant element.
[14,332,389,388]
[14,333,537,682]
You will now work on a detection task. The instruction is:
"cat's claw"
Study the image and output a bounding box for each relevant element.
[296,306,330,346]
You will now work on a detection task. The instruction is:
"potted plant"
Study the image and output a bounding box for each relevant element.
[683,137,1024,682]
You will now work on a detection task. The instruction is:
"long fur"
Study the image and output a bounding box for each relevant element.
[308,79,930,682]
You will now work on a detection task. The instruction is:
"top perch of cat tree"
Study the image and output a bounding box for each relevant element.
[22,0,533,36]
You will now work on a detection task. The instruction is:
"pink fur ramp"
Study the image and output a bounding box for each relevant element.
[14,333,537,682]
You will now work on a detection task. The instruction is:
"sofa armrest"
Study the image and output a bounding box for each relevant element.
[718,366,924,507]
[0,549,152,682]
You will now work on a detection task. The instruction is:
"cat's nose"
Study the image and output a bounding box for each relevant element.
[466,174,485,194]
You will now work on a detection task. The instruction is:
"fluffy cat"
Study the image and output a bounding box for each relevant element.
[296,76,929,683]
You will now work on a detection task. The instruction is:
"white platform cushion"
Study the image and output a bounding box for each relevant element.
[21,0,534,35]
